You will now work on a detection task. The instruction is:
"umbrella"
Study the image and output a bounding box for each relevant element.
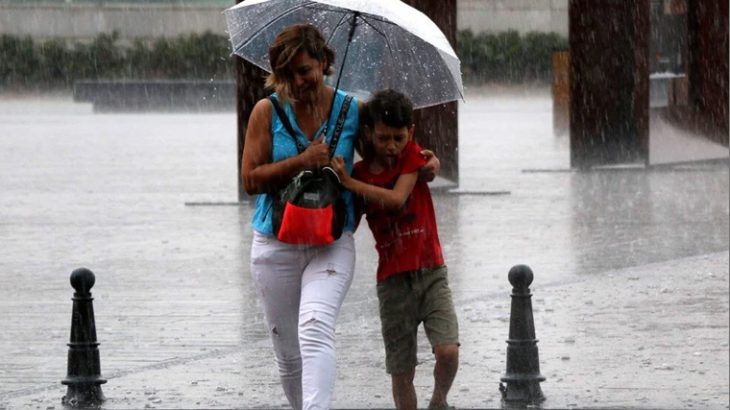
[224,0,464,109]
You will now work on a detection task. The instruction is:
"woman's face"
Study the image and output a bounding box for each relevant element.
[287,50,326,103]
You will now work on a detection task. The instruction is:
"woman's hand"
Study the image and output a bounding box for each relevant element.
[301,134,330,169]
[242,100,332,194]
[419,149,441,182]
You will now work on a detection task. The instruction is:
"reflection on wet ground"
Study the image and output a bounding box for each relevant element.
[449,88,728,295]
[0,89,727,407]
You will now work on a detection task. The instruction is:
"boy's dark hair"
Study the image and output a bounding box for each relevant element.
[362,89,414,129]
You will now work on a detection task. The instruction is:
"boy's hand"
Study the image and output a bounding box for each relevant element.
[419,149,440,182]
[330,156,350,185]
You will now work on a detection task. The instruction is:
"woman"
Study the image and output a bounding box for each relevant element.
[241,24,439,410]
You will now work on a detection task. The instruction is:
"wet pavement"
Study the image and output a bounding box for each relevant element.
[0,87,728,409]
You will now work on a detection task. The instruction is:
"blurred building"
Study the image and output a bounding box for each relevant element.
[459,0,567,36]
[0,0,569,42]
[0,0,234,42]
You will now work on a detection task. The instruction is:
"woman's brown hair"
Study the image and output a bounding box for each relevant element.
[266,24,335,103]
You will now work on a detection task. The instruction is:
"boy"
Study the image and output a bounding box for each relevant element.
[331,89,459,410]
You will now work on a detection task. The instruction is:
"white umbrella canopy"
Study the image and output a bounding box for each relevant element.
[224,0,464,108]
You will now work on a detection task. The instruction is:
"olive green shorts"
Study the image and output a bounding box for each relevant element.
[376,265,460,375]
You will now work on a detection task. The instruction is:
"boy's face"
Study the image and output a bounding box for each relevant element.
[370,122,414,167]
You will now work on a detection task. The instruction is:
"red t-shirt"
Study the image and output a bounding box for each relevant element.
[353,141,445,282]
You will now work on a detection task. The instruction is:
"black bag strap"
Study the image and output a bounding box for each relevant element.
[328,95,353,158]
[268,95,306,154]
[268,94,353,158]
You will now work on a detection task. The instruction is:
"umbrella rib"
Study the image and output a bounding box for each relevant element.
[235,0,316,52]
[410,39,431,95]
[357,13,396,26]
[359,16,397,76]
[324,11,351,47]
[359,16,390,41]
[368,16,446,101]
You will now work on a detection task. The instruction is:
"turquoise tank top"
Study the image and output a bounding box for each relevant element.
[251,90,359,236]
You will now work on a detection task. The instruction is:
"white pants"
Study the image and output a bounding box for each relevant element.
[250,230,355,410]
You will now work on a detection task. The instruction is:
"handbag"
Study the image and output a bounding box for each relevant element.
[268,94,353,245]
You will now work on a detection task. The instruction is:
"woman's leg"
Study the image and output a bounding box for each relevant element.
[298,232,356,410]
[250,231,307,410]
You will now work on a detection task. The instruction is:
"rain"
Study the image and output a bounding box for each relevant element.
[0,1,728,409]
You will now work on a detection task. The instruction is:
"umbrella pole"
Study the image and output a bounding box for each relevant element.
[327,12,360,119]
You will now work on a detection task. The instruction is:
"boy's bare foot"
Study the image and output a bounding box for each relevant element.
[427,402,455,410]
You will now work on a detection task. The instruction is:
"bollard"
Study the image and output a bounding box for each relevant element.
[499,264,545,404]
[61,268,106,407]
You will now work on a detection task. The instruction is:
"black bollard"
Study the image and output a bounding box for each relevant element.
[499,264,545,404]
[61,268,106,407]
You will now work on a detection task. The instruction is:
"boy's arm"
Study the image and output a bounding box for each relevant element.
[345,172,418,211]
[331,157,418,211]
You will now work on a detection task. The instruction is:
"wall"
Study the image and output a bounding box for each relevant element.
[0,2,231,42]
[458,0,568,36]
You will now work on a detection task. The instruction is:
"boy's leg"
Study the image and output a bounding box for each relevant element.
[419,266,460,409]
[430,344,459,409]
[391,368,417,410]
[377,274,419,410]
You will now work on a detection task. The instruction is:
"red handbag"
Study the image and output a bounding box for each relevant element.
[268,94,353,245]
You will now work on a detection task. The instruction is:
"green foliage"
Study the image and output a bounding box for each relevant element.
[457,29,568,84]
[0,29,567,90]
[36,39,72,87]
[0,31,234,91]
[0,35,38,88]
[137,32,232,79]
[71,32,126,80]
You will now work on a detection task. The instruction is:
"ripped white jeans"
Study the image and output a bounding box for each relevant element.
[250,230,355,410]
